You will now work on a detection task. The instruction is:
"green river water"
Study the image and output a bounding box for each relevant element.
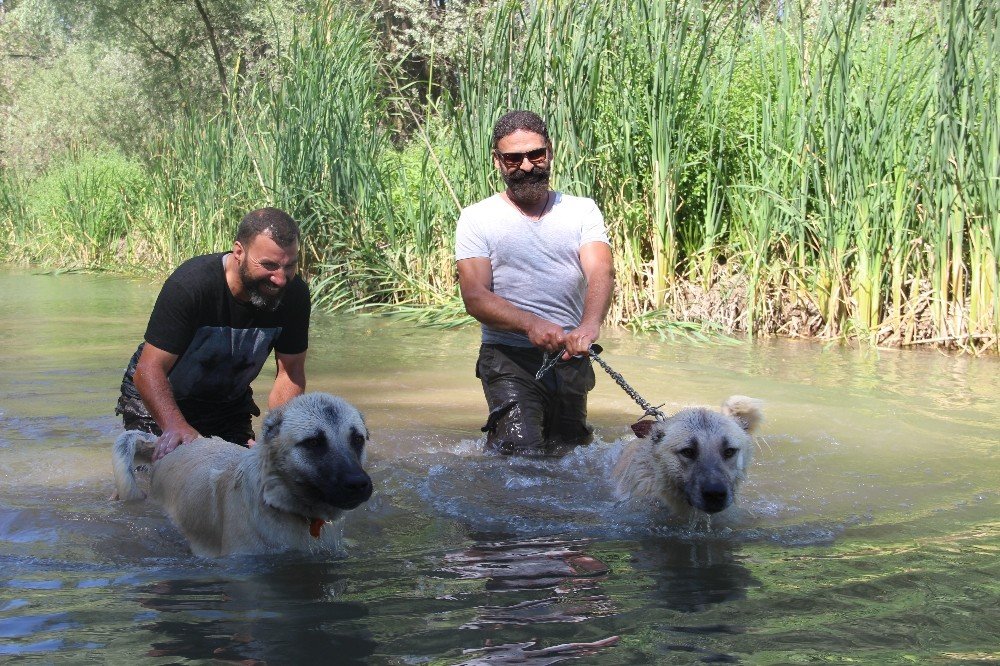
[0,270,997,664]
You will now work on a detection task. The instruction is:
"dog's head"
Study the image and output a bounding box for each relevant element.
[258,393,373,521]
[632,395,763,516]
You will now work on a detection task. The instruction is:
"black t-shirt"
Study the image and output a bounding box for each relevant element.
[121,252,310,426]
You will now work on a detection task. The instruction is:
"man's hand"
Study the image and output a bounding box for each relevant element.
[526,318,566,353]
[152,423,201,462]
[562,322,600,358]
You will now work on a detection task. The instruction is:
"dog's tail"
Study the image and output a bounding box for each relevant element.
[111,431,157,501]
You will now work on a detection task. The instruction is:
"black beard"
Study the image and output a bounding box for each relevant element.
[503,165,550,206]
[239,261,284,311]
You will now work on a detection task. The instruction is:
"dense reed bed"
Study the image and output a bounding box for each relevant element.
[1,0,997,350]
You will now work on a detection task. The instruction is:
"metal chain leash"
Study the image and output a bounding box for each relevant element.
[536,345,667,421]
[534,350,563,381]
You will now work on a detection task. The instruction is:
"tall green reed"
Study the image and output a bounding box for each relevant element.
[0,170,28,257]
[968,0,999,346]
[926,0,999,348]
[726,14,811,336]
[641,1,738,306]
[2,149,146,267]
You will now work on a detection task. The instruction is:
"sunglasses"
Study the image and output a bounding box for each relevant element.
[495,146,548,168]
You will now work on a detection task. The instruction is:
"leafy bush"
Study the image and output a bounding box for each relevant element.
[25,149,148,252]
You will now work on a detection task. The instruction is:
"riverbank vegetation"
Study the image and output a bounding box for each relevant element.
[1,0,997,351]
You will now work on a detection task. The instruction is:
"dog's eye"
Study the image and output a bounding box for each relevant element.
[350,431,365,454]
[299,435,325,449]
[677,447,697,460]
[722,447,738,459]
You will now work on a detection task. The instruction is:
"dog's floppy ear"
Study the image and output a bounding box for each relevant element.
[630,419,656,438]
[261,403,287,443]
[721,395,763,433]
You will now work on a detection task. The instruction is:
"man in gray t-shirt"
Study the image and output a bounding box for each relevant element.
[455,110,615,455]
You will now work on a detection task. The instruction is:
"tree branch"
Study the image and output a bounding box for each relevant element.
[191,0,228,101]
[111,10,183,70]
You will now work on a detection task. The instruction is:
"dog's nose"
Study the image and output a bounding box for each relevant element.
[701,483,730,513]
[343,471,373,500]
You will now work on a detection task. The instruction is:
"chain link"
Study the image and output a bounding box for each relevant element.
[534,351,563,381]
[536,346,666,421]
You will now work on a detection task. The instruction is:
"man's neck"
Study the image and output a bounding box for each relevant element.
[504,189,552,219]
[223,252,249,302]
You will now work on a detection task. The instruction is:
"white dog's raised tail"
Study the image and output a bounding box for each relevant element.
[112,430,156,501]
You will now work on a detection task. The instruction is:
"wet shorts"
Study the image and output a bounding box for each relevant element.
[475,343,596,455]
[117,401,254,448]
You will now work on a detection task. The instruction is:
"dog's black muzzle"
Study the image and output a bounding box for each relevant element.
[328,470,373,509]
[697,481,731,514]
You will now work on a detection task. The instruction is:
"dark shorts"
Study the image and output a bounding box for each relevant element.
[475,343,596,455]
[118,402,254,447]
[115,346,256,446]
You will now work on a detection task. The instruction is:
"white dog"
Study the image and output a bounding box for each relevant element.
[112,393,372,557]
[612,396,763,519]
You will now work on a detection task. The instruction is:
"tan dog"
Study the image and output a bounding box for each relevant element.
[612,396,763,519]
[112,393,372,557]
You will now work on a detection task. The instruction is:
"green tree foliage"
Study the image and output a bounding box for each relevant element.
[368,1,493,84]
[0,0,496,172]
[0,0,298,172]
[70,0,298,106]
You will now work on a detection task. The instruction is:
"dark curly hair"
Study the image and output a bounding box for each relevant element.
[236,207,300,248]
[491,110,550,149]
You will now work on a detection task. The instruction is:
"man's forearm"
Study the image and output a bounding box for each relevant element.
[268,373,305,409]
[560,249,615,357]
[464,289,566,352]
[269,351,307,409]
[463,289,540,335]
[134,366,189,432]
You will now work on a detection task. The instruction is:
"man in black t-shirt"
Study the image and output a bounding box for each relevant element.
[115,207,310,461]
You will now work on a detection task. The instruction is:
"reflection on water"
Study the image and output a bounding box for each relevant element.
[1,270,999,663]
[441,537,621,665]
[632,538,758,614]
[444,537,612,617]
[134,564,377,664]
[457,636,622,666]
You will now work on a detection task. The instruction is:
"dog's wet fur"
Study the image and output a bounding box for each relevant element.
[612,396,763,520]
[112,393,372,557]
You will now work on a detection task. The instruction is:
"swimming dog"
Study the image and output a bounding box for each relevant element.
[112,392,373,557]
[612,396,763,519]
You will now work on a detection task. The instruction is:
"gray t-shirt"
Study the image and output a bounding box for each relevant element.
[455,192,610,347]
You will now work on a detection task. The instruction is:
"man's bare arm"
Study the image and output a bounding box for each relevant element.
[133,342,200,460]
[457,257,565,352]
[269,351,306,410]
[562,241,615,357]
